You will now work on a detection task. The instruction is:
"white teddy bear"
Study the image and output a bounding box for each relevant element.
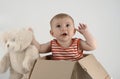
[0,28,39,79]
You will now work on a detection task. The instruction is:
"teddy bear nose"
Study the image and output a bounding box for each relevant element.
[7,44,9,48]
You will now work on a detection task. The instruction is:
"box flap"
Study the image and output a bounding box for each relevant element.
[29,59,76,79]
[29,54,111,79]
[71,62,92,79]
[78,54,110,79]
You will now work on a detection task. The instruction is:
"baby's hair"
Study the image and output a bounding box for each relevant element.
[50,13,74,26]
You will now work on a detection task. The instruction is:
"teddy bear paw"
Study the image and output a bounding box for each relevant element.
[23,61,32,72]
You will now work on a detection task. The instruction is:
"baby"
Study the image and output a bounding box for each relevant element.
[30,13,96,61]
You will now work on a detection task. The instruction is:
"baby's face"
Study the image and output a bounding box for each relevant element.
[50,17,75,42]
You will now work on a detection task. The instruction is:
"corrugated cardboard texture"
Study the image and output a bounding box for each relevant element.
[29,54,111,79]
[29,60,75,79]
[71,62,92,79]
[78,54,111,79]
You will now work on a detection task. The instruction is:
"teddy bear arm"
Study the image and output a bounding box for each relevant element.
[21,72,30,79]
[23,45,39,71]
[9,67,23,79]
[0,53,10,73]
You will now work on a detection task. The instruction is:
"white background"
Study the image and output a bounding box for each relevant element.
[0,0,120,79]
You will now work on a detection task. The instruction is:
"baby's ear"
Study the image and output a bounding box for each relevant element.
[74,28,76,34]
[50,30,54,36]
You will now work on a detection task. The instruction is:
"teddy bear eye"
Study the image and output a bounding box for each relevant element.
[11,38,15,42]
[5,40,7,43]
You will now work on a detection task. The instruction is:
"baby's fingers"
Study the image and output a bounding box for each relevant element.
[79,23,87,30]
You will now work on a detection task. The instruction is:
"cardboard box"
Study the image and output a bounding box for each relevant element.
[29,54,111,79]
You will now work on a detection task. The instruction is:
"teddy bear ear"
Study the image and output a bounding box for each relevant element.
[15,29,33,50]
[0,32,3,45]
[0,32,11,43]
[0,32,2,42]
[0,30,17,43]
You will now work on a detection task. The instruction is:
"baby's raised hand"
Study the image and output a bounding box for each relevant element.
[76,23,88,34]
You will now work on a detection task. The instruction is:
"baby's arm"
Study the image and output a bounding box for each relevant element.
[76,23,97,51]
[32,39,51,53]
[28,28,51,53]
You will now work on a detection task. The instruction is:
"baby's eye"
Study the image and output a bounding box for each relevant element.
[56,25,61,28]
[66,24,70,27]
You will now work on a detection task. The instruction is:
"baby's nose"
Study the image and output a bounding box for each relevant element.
[61,27,67,31]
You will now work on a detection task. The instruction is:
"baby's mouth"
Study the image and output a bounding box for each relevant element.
[61,33,68,36]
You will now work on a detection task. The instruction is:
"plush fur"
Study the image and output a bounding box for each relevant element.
[0,28,39,79]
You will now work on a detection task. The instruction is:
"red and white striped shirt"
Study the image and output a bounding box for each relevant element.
[51,38,83,61]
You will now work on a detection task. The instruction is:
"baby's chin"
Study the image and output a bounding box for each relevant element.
[59,37,71,42]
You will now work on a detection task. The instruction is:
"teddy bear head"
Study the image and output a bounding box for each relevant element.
[1,28,33,52]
